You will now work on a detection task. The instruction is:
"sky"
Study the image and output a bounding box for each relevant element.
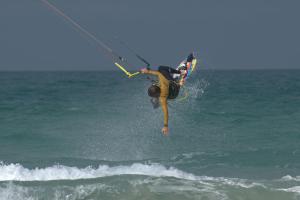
[0,0,299,71]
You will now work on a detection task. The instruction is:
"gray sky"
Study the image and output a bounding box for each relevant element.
[0,0,299,70]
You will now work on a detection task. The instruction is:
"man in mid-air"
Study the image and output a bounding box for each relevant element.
[140,53,195,135]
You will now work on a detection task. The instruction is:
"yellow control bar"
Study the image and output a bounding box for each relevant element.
[114,62,140,78]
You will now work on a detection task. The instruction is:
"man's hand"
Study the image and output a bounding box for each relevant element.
[140,68,149,74]
[162,126,169,136]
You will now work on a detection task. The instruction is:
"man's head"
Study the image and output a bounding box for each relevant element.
[148,85,160,98]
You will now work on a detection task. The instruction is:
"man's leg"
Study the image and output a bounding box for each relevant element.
[159,66,181,74]
[158,66,180,81]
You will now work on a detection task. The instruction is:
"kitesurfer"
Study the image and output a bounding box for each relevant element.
[140,53,195,135]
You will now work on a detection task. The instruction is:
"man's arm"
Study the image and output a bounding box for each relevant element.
[141,68,159,76]
[160,97,169,135]
[141,68,169,135]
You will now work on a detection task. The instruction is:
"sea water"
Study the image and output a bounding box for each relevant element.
[0,70,300,200]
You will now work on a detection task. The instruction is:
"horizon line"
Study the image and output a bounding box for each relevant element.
[0,68,299,72]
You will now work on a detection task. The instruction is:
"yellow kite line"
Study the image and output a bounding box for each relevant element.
[114,63,140,78]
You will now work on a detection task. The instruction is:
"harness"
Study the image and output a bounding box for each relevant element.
[168,81,180,99]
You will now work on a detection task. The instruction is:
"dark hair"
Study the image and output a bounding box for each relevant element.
[148,85,160,97]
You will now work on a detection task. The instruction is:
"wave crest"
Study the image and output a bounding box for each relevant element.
[0,162,198,182]
[0,162,265,190]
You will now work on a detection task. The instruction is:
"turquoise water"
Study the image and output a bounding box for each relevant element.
[0,70,300,200]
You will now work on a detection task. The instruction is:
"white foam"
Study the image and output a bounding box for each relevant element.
[280,175,300,181]
[0,162,263,189]
[0,163,199,182]
[278,186,300,194]
[0,182,109,200]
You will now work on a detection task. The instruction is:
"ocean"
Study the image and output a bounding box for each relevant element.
[0,70,300,200]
